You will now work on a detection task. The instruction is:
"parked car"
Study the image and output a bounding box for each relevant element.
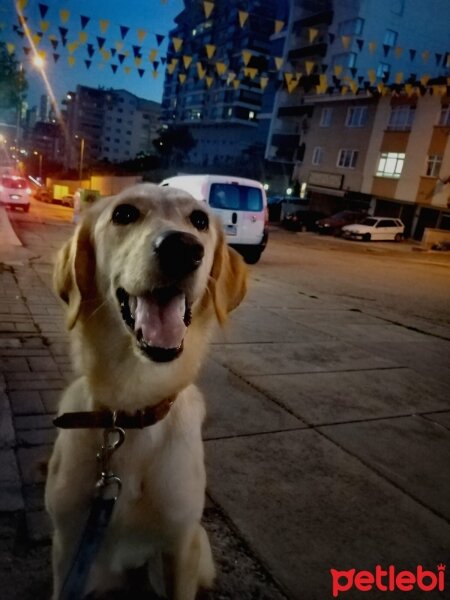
[60,194,74,208]
[342,216,405,241]
[282,210,326,232]
[0,175,31,212]
[316,210,367,236]
[33,187,52,203]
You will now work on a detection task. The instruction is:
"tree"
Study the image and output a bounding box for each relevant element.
[0,42,27,109]
[153,125,197,167]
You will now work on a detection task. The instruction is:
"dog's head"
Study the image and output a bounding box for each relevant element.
[54,183,247,365]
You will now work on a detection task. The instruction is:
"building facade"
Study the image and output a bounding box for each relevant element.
[64,85,161,170]
[160,0,287,175]
[266,0,450,194]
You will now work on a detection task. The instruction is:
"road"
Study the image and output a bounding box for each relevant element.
[2,195,450,599]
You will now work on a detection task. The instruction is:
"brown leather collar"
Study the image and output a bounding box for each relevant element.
[53,396,175,429]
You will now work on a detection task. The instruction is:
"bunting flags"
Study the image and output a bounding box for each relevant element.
[203,1,214,19]
[238,11,249,28]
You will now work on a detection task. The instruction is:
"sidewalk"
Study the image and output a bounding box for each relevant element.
[1,207,450,599]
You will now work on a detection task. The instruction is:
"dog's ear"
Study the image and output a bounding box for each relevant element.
[208,230,247,325]
[53,219,96,330]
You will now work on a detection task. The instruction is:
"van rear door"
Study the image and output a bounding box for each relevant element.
[208,182,264,244]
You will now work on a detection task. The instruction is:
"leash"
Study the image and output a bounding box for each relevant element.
[55,398,175,600]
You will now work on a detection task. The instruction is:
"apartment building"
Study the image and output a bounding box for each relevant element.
[160,0,285,173]
[64,85,160,170]
[267,0,450,193]
[297,91,450,239]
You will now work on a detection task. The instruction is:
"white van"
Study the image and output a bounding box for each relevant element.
[0,175,31,212]
[160,174,268,264]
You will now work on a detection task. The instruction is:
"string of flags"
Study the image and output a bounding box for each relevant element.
[1,0,449,96]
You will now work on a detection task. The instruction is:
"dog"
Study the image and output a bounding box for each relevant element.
[45,183,247,599]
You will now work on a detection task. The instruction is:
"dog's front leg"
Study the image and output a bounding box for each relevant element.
[171,524,215,600]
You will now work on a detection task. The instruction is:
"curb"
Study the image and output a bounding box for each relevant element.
[0,206,22,248]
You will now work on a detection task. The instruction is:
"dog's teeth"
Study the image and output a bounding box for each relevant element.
[129,295,137,317]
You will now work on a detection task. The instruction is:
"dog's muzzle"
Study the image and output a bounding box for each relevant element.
[116,231,204,363]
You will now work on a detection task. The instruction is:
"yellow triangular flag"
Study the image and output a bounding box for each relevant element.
[287,78,298,93]
[60,9,70,24]
[368,69,376,84]
[260,76,268,90]
[341,35,351,49]
[334,65,343,77]
[137,29,147,43]
[172,37,183,52]
[149,49,158,61]
[404,84,413,97]
[6,43,15,55]
[101,49,111,61]
[242,50,252,66]
[68,56,75,67]
[394,46,403,59]
[152,70,158,79]
[115,41,124,51]
[350,81,358,94]
[179,73,186,84]
[205,44,216,59]
[274,20,284,34]
[305,61,314,75]
[17,0,28,11]
[245,67,257,79]
[422,50,430,63]
[205,76,214,88]
[420,74,430,86]
[233,79,240,89]
[284,72,294,86]
[274,57,283,71]
[203,1,214,19]
[368,41,377,54]
[40,20,49,33]
[182,55,193,69]
[134,56,142,67]
[67,41,79,54]
[124,66,131,75]
[238,11,249,28]
[167,59,178,74]
[320,74,328,88]
[341,86,349,96]
[227,71,236,84]
[309,28,319,43]
[197,62,206,79]
[395,72,403,84]
[100,20,109,34]
[32,34,41,46]
[216,62,227,76]
[79,31,88,44]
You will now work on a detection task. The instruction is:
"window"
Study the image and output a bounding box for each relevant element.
[346,106,368,127]
[384,29,398,47]
[312,147,324,165]
[426,155,442,177]
[331,52,357,69]
[376,152,405,178]
[337,149,358,168]
[388,106,415,130]
[209,184,263,211]
[319,107,333,127]
[439,106,450,126]
[338,18,364,36]
[377,62,390,79]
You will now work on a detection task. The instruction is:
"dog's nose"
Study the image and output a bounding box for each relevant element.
[154,231,204,278]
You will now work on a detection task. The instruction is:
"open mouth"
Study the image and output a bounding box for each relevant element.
[116,287,192,362]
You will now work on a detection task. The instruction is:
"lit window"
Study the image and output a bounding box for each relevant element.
[377,63,390,79]
[346,106,368,127]
[331,52,357,69]
[319,107,333,127]
[438,106,450,126]
[337,149,358,168]
[376,152,405,178]
[312,146,324,166]
[384,29,398,47]
[426,155,442,177]
[338,18,364,36]
[388,106,415,130]
[249,111,255,119]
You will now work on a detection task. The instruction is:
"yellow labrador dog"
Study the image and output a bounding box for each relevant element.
[45,183,247,599]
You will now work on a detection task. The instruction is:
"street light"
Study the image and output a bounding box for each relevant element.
[33,150,42,180]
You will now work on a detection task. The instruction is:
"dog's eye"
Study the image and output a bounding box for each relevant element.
[190,210,209,232]
[112,204,140,225]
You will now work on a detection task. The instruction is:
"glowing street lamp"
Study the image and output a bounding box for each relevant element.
[33,150,43,180]
[32,54,45,69]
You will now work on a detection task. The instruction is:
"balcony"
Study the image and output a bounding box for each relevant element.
[293,10,334,31]
[271,133,300,150]
[277,105,313,118]
[288,42,327,61]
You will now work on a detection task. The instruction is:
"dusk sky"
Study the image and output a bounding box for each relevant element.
[3,0,184,109]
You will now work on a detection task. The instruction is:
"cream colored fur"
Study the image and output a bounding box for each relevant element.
[45,183,247,599]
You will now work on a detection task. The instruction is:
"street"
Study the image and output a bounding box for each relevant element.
[1,196,450,599]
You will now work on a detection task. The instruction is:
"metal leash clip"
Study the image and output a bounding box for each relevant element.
[96,411,125,500]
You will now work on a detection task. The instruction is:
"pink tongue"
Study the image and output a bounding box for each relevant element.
[134,294,186,349]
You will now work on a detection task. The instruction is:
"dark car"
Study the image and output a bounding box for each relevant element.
[282,210,326,232]
[316,210,367,236]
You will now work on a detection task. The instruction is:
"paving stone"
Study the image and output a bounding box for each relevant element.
[0,450,20,482]
[0,323,16,332]
[422,411,450,431]
[6,377,65,391]
[27,510,52,542]
[9,390,45,415]
[0,357,30,372]
[15,414,55,430]
[40,389,61,413]
[0,338,21,349]
[16,428,56,447]
[0,481,24,511]
[23,483,46,510]
[28,356,60,372]
[0,391,15,448]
